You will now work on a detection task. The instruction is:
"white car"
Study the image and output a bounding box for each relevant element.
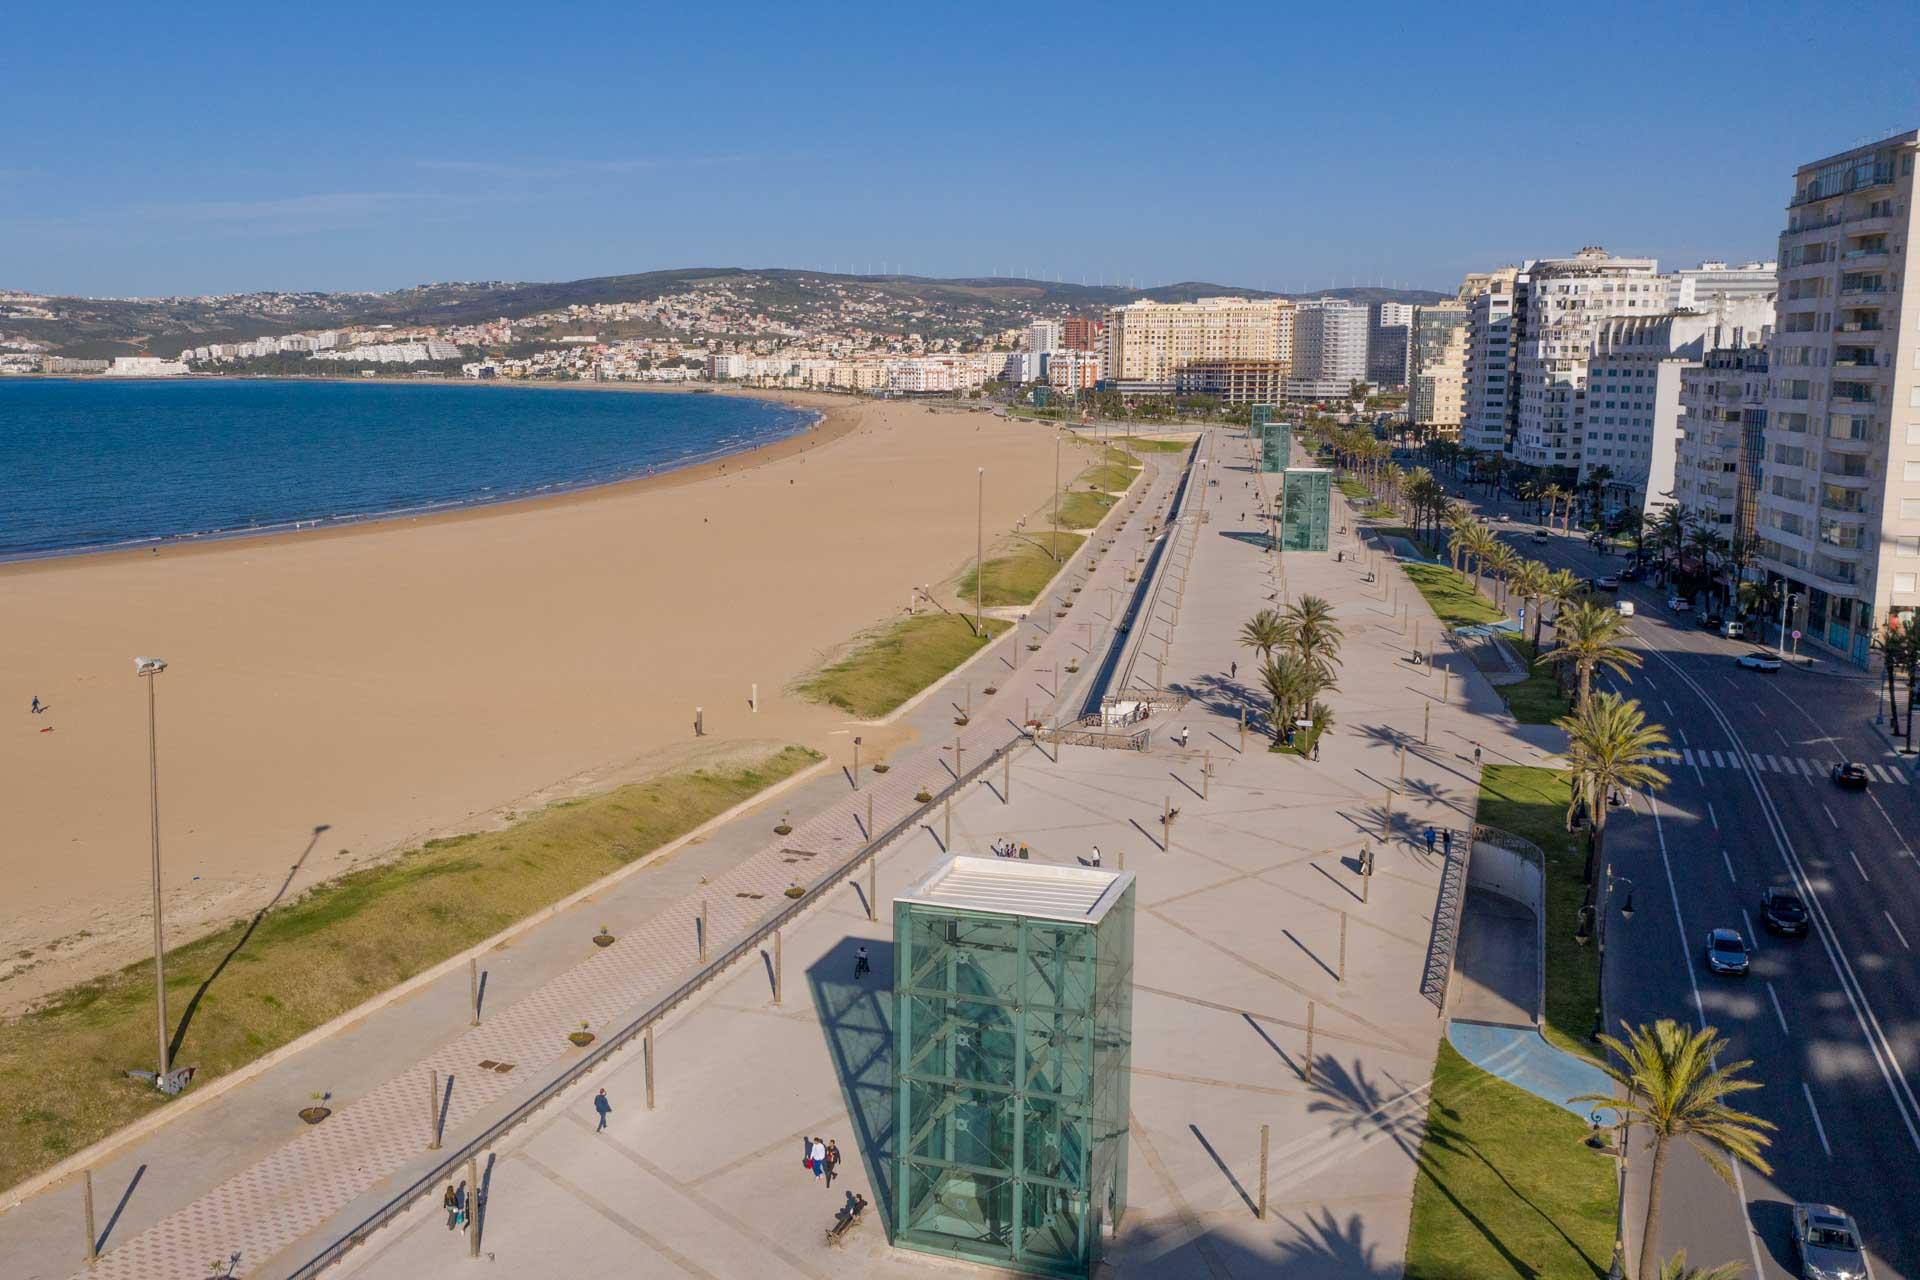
[1667,596,1692,612]
[1616,601,1635,617]
[1736,651,1783,672]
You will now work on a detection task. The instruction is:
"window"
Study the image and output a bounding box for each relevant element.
[1902,498,1920,519]
[1898,574,1918,595]
[1898,536,1920,558]
[1906,462,1920,482]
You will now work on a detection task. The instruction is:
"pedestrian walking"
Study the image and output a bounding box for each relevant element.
[853,945,871,980]
[1473,745,1482,767]
[1178,725,1191,748]
[1442,829,1453,855]
[1423,826,1437,852]
[30,696,41,715]
[1230,661,1238,680]
[443,1184,459,1230]
[824,1140,842,1188]
[803,1136,817,1175]
[594,1088,612,1133]
[453,1181,470,1232]
[811,1136,828,1182]
[1090,845,1102,868]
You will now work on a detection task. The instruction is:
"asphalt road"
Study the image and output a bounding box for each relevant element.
[1446,481,1920,1278]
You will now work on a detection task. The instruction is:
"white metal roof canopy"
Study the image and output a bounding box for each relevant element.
[895,855,1133,924]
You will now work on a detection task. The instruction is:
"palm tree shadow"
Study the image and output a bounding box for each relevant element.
[1271,1207,1399,1278]
[169,824,328,1062]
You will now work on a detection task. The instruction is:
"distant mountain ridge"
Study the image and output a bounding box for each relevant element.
[1,268,1449,359]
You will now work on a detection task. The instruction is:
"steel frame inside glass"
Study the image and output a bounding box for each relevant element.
[890,886,1133,1277]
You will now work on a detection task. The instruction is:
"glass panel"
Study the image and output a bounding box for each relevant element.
[1019,1179,1084,1266]
[1023,922,1092,1013]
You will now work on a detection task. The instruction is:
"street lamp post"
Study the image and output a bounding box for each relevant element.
[135,656,171,1078]
[852,736,862,791]
[1052,428,1062,563]
[976,467,986,634]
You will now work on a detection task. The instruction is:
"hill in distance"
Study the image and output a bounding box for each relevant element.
[1,268,1450,358]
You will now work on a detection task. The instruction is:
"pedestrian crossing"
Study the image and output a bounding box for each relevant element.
[1647,748,1910,784]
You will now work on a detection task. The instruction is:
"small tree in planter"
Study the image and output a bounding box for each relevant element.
[983,685,998,695]
[774,810,793,836]
[955,713,971,726]
[593,925,616,947]
[299,1092,333,1125]
[784,882,805,899]
[915,788,934,803]
[1066,659,1080,674]
[872,761,890,774]
[569,1021,595,1048]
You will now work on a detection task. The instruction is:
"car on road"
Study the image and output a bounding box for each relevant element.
[1737,651,1783,672]
[1791,1203,1870,1280]
[1704,928,1750,976]
[1699,613,1725,631]
[1831,762,1872,791]
[1616,600,1635,617]
[1620,563,1646,581]
[1492,512,1509,522]
[1721,618,1745,639]
[1667,596,1693,612]
[1531,529,1550,542]
[1761,887,1810,936]
[1596,575,1621,590]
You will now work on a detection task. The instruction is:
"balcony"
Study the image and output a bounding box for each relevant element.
[1843,247,1890,262]
[1838,319,1886,334]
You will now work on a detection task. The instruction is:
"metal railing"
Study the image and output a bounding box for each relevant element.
[288,727,1032,1279]
[1034,724,1150,751]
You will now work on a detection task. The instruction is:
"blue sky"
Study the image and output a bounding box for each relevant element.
[5,0,1920,298]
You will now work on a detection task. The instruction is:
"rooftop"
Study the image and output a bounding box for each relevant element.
[895,855,1132,923]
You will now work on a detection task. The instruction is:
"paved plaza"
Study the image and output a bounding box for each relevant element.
[3,428,1559,1279]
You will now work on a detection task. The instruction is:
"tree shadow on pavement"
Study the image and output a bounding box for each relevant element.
[1271,1208,1402,1278]
[806,939,897,1233]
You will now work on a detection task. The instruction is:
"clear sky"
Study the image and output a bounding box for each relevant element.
[5,0,1920,299]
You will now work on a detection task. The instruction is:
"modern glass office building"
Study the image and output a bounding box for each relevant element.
[891,857,1136,1278]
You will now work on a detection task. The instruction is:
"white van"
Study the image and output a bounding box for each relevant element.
[1617,601,1636,617]
[1720,619,1744,639]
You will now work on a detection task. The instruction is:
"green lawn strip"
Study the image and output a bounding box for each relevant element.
[1475,765,1600,1062]
[1053,489,1117,529]
[1120,437,1189,454]
[1372,525,1442,560]
[952,533,1089,609]
[1337,477,1373,503]
[1500,636,1573,726]
[796,612,1011,718]
[1402,562,1504,628]
[1079,462,1140,492]
[1404,1040,1618,1280]
[0,745,821,1189]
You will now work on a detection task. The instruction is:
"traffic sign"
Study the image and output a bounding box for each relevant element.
[1792,629,1802,640]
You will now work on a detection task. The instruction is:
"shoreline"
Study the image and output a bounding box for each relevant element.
[0,382,857,575]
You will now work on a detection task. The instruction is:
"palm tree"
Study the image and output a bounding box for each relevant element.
[1280,594,1344,677]
[1483,542,1519,612]
[1239,608,1286,663]
[1260,652,1333,745]
[1460,523,1499,592]
[1654,1252,1746,1280]
[1508,559,1552,651]
[1571,1019,1774,1280]
[1541,483,1568,531]
[1541,568,1583,653]
[1558,692,1669,889]
[1651,506,1691,578]
[1538,601,1641,705]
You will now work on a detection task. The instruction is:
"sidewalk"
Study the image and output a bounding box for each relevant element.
[306,426,1555,1278]
[2,457,1187,1280]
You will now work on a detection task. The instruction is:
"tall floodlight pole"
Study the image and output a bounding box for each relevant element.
[977,467,987,633]
[136,656,171,1078]
[1053,428,1062,562]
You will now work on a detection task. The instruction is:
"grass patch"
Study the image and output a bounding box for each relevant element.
[1402,562,1504,629]
[1080,462,1139,492]
[1053,489,1117,529]
[954,533,1088,608]
[1121,436,1189,454]
[1337,477,1373,503]
[1501,636,1573,726]
[796,612,1010,718]
[1476,765,1599,1061]
[1404,1040,1618,1279]
[1372,526,1441,560]
[0,745,821,1190]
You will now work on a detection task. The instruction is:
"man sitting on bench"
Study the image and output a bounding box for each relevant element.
[826,1192,868,1246]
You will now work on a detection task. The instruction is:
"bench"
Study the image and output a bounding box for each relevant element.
[825,1194,869,1247]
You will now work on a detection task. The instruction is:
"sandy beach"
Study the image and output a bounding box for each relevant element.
[0,392,1095,1010]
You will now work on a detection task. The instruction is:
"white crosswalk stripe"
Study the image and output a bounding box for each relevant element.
[1711,750,1727,768]
[1660,749,1915,784]
[1682,748,1697,766]
[1757,754,1777,772]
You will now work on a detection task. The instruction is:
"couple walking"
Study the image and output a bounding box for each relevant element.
[442,1181,473,1232]
[804,1136,843,1187]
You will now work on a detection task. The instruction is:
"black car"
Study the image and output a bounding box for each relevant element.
[1761,887,1810,936]
[1832,762,1872,791]
[1699,613,1725,631]
[1620,564,1646,581]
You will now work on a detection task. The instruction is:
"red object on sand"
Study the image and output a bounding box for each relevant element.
[40,726,54,732]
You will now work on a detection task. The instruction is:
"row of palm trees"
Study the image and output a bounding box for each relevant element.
[1238,595,1342,749]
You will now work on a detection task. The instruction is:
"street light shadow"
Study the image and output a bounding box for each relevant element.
[806,939,898,1233]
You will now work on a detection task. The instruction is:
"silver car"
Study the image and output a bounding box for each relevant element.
[1789,1205,1866,1274]
[1792,1203,1870,1280]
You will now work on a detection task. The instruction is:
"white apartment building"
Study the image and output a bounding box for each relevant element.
[1286,298,1368,401]
[1577,297,1773,518]
[1512,247,1667,470]
[1027,320,1062,355]
[1674,261,1779,310]
[1461,267,1520,457]
[1675,345,1769,540]
[1100,296,1291,384]
[1756,128,1920,664]
[1046,349,1101,391]
[1407,302,1468,436]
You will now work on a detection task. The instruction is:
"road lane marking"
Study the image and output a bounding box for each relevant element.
[1776,729,1791,750]
[1754,702,1769,719]
[1711,750,1727,768]
[1766,981,1789,1034]
[1677,725,1688,746]
[1645,675,1658,691]
[1849,849,1870,882]
[1887,911,1911,950]
[1822,804,1839,829]
[1664,699,1675,717]
[1867,790,1908,845]
[1803,1083,1833,1158]
[1722,849,1738,883]
[1682,748,1697,766]
[1708,801,1718,829]
[1742,907,1758,947]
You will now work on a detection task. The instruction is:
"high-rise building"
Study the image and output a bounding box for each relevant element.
[1511,247,1668,471]
[1675,344,1770,541]
[1173,359,1290,404]
[1461,267,1521,458]
[1100,297,1290,387]
[1061,316,1102,352]
[1674,261,1780,311]
[1367,302,1414,386]
[1027,320,1063,355]
[1755,129,1920,664]
[1576,298,1773,518]
[1285,298,1369,401]
[1407,302,1469,437]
